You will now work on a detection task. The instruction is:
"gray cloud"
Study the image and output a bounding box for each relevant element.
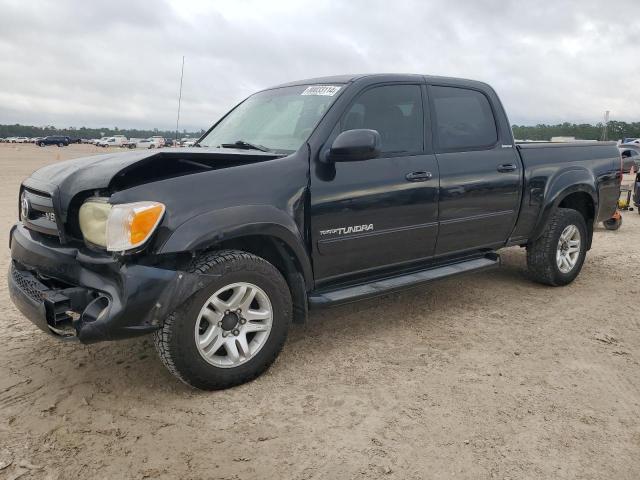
[0,0,637,130]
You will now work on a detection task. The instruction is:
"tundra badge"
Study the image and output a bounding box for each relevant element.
[320,224,374,236]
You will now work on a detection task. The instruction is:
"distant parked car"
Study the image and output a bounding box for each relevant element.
[98,137,115,147]
[98,136,128,147]
[37,136,69,147]
[121,138,141,148]
[620,145,640,172]
[180,137,196,147]
[149,136,165,147]
[12,137,29,143]
[66,136,82,144]
[126,138,157,149]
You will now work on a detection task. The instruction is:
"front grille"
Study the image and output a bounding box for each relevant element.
[11,265,78,337]
[11,266,48,302]
[21,188,60,238]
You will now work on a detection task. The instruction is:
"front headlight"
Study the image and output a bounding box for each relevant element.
[78,199,111,246]
[79,199,165,252]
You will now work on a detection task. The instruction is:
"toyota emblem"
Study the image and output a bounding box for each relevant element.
[20,193,30,220]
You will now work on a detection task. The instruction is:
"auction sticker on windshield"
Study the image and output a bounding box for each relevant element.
[301,85,341,96]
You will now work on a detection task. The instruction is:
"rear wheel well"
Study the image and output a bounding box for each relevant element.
[558,192,595,248]
[207,235,308,323]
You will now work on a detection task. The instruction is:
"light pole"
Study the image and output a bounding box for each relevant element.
[175,56,185,145]
[601,110,609,141]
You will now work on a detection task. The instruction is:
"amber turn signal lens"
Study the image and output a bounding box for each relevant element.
[130,204,164,245]
[105,201,165,252]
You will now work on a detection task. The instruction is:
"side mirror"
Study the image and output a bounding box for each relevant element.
[327,129,381,162]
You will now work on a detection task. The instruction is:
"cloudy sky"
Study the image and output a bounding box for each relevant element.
[0,0,637,131]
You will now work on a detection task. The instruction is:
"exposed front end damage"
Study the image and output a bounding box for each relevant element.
[9,145,309,344]
[9,224,219,343]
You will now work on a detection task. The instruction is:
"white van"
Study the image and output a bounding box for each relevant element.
[98,136,128,148]
[149,136,165,147]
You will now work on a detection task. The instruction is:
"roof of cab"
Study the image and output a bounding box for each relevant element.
[270,73,491,90]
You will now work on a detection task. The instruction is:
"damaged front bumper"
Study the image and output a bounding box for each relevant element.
[8,224,213,343]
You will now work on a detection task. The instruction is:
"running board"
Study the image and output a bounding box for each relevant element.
[308,253,500,307]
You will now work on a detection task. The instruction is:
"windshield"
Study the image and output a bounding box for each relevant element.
[198,84,343,153]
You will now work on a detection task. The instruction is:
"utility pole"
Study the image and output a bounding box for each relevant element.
[601,110,610,141]
[175,56,185,145]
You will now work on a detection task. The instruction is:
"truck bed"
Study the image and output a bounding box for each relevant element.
[508,140,620,244]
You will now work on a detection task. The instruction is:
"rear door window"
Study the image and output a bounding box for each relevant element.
[431,86,498,151]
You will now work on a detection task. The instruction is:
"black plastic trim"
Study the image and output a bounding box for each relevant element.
[309,252,499,307]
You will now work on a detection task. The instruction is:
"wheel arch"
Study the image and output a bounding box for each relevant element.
[213,235,309,324]
[530,169,598,248]
[157,206,312,322]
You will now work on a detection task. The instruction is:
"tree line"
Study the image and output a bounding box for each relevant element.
[3,121,640,143]
[0,124,205,140]
[512,121,640,142]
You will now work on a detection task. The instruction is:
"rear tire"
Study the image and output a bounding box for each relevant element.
[154,250,292,390]
[526,208,588,286]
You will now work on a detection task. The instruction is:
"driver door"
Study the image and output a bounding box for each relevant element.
[310,83,439,284]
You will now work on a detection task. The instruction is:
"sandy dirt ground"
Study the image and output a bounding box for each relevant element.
[0,143,639,480]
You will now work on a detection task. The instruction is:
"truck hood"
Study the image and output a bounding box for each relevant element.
[24,147,283,222]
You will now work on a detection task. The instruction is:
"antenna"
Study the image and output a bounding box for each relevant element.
[601,110,609,141]
[175,56,185,145]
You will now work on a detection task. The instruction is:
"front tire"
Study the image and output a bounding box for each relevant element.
[526,208,588,286]
[154,250,292,390]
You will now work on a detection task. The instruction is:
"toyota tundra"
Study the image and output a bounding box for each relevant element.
[9,74,622,389]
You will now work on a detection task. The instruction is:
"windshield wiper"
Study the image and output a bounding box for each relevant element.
[219,140,271,152]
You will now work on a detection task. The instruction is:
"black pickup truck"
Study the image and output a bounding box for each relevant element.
[9,74,621,389]
[36,136,70,147]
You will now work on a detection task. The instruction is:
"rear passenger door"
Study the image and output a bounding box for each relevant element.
[428,85,522,255]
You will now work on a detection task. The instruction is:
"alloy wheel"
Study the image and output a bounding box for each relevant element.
[556,224,581,273]
[194,282,273,368]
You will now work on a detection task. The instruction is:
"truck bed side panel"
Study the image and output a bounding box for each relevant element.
[509,142,620,243]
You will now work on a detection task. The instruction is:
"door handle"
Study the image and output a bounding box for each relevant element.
[497,163,517,173]
[405,171,433,182]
